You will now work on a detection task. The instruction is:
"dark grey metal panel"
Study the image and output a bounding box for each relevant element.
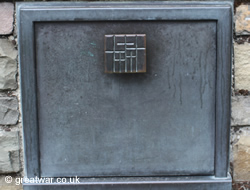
[35,21,216,177]
[17,1,232,179]
[23,175,232,190]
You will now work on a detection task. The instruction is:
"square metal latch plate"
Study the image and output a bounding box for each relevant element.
[104,34,146,73]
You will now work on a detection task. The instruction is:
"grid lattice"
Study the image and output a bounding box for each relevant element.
[105,34,146,73]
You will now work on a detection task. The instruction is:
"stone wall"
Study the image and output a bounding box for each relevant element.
[0,1,249,190]
[232,3,250,190]
[0,2,23,190]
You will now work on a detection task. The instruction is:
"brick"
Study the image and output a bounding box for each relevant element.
[234,43,250,90]
[0,131,20,173]
[235,4,250,35]
[0,3,14,35]
[0,97,19,125]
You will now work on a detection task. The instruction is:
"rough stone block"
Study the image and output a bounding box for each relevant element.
[0,39,18,60]
[0,3,14,35]
[233,128,250,181]
[234,43,250,90]
[0,175,23,190]
[235,4,250,35]
[233,181,250,190]
[0,97,19,125]
[0,131,20,173]
[0,39,17,90]
[231,96,250,126]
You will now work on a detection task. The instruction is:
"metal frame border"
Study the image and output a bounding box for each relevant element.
[17,1,232,179]
[23,175,232,189]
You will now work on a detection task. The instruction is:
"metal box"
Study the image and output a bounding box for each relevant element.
[17,1,233,190]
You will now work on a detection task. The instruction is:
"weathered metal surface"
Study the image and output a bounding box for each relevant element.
[35,21,216,177]
[17,1,232,190]
[105,34,146,73]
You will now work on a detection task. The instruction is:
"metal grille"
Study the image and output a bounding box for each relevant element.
[104,34,146,73]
